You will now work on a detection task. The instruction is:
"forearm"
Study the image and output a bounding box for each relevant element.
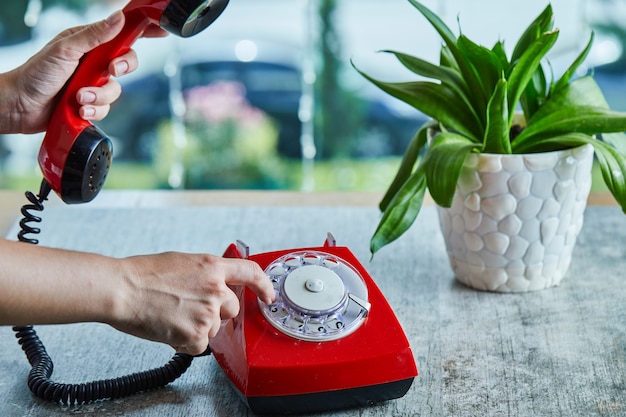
[0,238,128,326]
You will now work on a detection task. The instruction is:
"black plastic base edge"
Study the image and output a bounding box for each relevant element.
[241,378,415,416]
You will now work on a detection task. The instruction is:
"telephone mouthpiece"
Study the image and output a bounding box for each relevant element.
[60,126,112,204]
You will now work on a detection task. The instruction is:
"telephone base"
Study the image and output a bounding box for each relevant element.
[211,235,418,415]
[241,378,415,416]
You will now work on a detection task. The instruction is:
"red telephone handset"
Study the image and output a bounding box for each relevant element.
[38,0,229,204]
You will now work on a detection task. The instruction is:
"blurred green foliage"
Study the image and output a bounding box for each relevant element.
[153,81,289,189]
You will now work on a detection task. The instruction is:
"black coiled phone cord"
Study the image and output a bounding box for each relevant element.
[12,180,195,405]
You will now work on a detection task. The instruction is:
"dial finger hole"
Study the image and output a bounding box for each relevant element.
[284,256,301,268]
[303,253,320,264]
[268,264,286,276]
[322,257,340,268]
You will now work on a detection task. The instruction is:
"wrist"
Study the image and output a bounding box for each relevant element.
[103,257,138,327]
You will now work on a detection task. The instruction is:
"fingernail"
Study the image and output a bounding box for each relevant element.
[113,60,129,76]
[82,107,96,118]
[80,91,96,104]
[106,10,123,26]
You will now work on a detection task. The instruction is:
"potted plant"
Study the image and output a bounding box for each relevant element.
[353,0,626,292]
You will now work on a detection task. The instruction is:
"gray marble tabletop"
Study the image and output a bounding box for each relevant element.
[1,204,625,416]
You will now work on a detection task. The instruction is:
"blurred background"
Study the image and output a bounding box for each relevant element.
[0,0,625,193]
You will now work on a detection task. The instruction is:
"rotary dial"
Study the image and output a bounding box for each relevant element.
[259,251,370,342]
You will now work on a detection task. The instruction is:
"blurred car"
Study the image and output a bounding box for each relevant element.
[99,38,306,160]
[99,37,427,162]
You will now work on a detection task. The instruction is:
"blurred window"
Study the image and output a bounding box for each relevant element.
[0,4,31,46]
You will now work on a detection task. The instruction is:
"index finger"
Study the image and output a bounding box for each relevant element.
[222,258,275,305]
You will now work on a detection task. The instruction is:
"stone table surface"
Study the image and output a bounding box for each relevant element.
[0,202,625,416]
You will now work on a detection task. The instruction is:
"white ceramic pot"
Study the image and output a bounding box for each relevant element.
[437,144,594,292]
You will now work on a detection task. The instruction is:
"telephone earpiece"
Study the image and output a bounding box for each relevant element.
[38,0,229,204]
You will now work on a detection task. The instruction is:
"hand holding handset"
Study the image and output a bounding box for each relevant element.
[213,234,418,415]
[15,0,232,407]
[37,0,229,204]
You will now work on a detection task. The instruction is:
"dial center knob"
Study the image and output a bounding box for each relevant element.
[283,265,345,313]
[305,279,324,293]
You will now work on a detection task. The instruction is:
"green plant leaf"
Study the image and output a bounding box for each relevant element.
[520,61,548,119]
[516,76,616,151]
[552,32,594,95]
[601,132,626,156]
[379,122,431,212]
[423,132,481,207]
[514,106,626,152]
[370,166,428,255]
[483,78,511,154]
[440,45,459,70]
[382,50,467,93]
[594,143,626,212]
[457,35,504,101]
[532,76,609,117]
[351,64,482,140]
[511,4,554,63]
[407,0,487,117]
[510,4,554,121]
[507,29,559,125]
[381,50,478,124]
[491,40,509,71]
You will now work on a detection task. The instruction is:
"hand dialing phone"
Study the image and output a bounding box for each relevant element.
[37,0,228,204]
[213,234,418,415]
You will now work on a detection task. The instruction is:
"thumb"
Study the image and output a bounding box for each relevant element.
[70,10,125,55]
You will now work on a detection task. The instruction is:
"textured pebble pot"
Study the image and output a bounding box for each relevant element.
[353,0,626,292]
[437,142,593,292]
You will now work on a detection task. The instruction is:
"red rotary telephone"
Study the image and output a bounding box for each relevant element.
[212,234,418,415]
[37,0,229,204]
